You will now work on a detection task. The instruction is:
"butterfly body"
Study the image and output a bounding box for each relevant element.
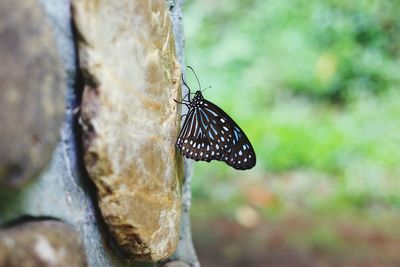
[176,89,256,170]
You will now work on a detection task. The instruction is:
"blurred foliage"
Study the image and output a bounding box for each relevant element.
[184,0,400,102]
[183,1,400,263]
[183,0,400,214]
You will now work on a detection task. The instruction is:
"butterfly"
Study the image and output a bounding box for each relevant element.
[175,67,256,170]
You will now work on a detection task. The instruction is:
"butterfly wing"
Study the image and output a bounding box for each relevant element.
[176,99,256,170]
[176,107,214,162]
[201,99,256,170]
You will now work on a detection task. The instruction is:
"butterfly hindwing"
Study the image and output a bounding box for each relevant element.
[177,107,223,162]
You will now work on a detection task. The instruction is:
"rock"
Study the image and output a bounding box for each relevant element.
[0,220,87,267]
[161,261,190,267]
[72,0,182,261]
[0,0,65,188]
[165,1,200,266]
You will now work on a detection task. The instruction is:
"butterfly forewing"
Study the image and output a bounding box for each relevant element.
[176,91,256,170]
[202,99,256,169]
[221,126,256,170]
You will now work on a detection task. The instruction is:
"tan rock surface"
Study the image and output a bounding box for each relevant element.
[0,0,65,188]
[0,220,87,267]
[72,0,182,261]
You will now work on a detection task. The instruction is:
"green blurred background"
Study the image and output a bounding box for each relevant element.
[183,0,400,266]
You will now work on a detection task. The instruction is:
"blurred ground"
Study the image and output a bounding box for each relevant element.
[191,172,400,267]
[194,213,400,267]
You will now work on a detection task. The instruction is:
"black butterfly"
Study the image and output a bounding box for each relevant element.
[175,67,256,170]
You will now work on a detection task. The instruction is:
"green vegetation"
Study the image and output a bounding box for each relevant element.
[183,0,400,262]
[184,2,400,264]
[184,0,400,218]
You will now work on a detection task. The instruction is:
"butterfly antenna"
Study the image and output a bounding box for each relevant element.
[202,85,211,93]
[187,66,202,91]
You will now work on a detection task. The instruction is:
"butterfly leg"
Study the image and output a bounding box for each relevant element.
[182,91,197,102]
[181,73,192,101]
[174,99,189,107]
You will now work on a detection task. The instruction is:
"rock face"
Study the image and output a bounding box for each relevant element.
[72,0,182,261]
[0,0,65,188]
[0,220,87,267]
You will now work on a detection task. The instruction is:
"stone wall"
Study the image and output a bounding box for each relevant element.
[0,0,199,266]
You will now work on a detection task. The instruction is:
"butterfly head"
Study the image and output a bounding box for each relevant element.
[194,90,203,100]
[188,90,204,108]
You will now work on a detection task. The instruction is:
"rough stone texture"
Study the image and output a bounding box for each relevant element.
[0,0,195,266]
[161,261,190,267]
[0,0,140,266]
[0,0,65,188]
[72,0,182,261]
[0,220,87,267]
